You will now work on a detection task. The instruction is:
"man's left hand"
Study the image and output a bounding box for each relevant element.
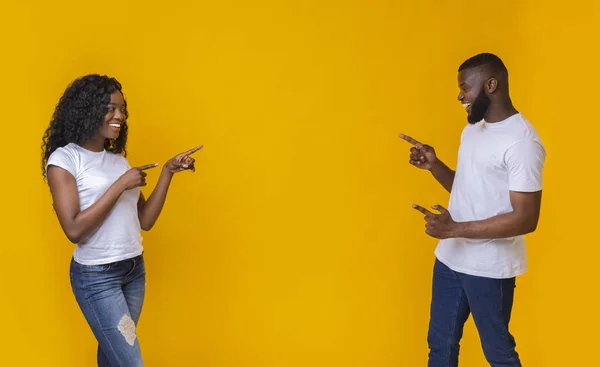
[412,204,459,239]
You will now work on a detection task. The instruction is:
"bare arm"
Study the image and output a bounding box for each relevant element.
[137,167,174,231]
[429,160,455,193]
[454,139,545,239]
[48,164,157,244]
[48,166,127,244]
[455,190,542,238]
[413,190,542,240]
[137,144,203,231]
[399,133,455,193]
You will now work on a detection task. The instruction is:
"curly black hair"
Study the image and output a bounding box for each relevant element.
[41,74,129,180]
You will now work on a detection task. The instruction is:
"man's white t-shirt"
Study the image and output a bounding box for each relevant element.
[435,113,546,279]
[46,143,144,266]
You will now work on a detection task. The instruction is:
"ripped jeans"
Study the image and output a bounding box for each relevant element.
[70,255,146,367]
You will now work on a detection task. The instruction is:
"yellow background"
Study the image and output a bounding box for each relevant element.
[0,1,596,366]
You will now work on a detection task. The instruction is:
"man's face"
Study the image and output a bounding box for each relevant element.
[457,68,491,124]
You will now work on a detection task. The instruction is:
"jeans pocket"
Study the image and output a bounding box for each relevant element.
[81,263,112,274]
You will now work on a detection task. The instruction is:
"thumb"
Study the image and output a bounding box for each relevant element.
[416,143,432,154]
[420,144,433,153]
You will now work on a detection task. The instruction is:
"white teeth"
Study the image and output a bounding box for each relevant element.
[109,124,121,128]
[463,103,471,107]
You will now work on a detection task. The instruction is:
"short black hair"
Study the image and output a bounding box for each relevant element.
[458,53,508,74]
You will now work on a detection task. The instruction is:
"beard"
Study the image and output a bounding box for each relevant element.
[467,90,491,124]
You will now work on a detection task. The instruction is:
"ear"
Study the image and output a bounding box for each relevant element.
[486,78,498,94]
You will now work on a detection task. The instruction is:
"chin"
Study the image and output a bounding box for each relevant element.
[103,135,116,141]
[467,114,483,125]
[104,130,120,140]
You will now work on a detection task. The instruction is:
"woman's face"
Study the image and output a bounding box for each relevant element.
[99,91,127,140]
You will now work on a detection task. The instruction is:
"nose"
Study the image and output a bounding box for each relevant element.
[457,91,464,101]
[113,109,123,121]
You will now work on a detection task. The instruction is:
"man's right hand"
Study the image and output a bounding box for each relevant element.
[398,133,438,171]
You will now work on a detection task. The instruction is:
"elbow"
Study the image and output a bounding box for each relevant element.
[138,214,155,232]
[521,218,539,235]
[528,221,538,234]
[64,223,85,244]
[140,221,153,231]
[65,231,81,244]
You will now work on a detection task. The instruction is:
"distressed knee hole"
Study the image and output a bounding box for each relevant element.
[117,313,137,346]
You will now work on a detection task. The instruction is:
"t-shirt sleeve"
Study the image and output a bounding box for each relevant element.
[122,156,132,170]
[504,139,546,192]
[46,147,78,179]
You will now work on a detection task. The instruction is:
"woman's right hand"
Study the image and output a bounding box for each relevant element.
[117,163,159,190]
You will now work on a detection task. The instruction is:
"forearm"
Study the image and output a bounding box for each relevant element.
[138,167,174,230]
[454,211,538,239]
[67,183,126,243]
[430,160,455,193]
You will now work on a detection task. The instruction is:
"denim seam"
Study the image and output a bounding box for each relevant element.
[446,287,463,367]
[80,272,121,367]
[500,279,507,347]
[123,258,138,284]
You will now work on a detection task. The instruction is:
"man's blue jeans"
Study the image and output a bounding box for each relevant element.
[70,255,146,367]
[427,259,522,367]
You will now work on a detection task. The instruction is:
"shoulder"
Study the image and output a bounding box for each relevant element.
[48,143,73,158]
[507,114,545,150]
[507,114,544,144]
[503,122,546,166]
[47,143,80,166]
[46,143,81,178]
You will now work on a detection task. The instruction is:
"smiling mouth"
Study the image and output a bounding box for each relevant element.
[109,123,121,129]
[462,102,471,112]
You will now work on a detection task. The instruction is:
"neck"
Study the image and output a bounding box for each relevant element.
[81,136,106,152]
[484,98,518,123]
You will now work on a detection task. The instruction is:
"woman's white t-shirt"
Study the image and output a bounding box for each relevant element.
[47,143,143,265]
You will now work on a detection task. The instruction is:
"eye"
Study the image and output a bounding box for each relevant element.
[107,106,116,112]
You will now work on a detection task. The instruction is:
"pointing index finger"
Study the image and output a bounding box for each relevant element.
[182,145,204,156]
[137,163,159,171]
[398,133,422,146]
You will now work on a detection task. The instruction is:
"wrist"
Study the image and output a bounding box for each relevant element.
[112,178,128,193]
[162,165,175,177]
[428,159,442,173]
[452,221,468,238]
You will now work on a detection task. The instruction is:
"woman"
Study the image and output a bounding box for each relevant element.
[41,74,201,366]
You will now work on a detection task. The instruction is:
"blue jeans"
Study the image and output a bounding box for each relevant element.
[427,259,521,367]
[70,255,146,367]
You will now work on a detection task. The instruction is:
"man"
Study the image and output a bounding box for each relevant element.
[399,53,545,366]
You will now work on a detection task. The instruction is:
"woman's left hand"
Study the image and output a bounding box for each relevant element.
[165,145,203,174]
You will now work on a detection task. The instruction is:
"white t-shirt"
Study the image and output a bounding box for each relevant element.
[435,113,545,279]
[46,143,143,265]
